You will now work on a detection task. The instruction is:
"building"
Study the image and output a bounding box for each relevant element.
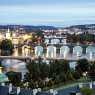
[0,67,8,83]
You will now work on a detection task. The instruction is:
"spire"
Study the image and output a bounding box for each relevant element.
[8,28,10,33]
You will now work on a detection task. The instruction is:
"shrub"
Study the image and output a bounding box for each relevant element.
[81,87,94,95]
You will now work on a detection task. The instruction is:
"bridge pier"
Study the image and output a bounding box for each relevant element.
[24,58,32,64]
[82,46,87,54]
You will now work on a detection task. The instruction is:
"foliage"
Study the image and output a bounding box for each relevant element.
[75,59,95,81]
[88,62,95,81]
[76,59,89,76]
[7,58,95,89]
[81,87,94,95]
[36,30,44,37]
[71,70,81,80]
[67,33,95,43]
[6,71,22,86]
[24,59,77,88]
[0,39,14,56]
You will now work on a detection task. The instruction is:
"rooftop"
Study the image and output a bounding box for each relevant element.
[0,73,8,83]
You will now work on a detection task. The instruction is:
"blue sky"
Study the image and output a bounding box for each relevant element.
[0,0,95,26]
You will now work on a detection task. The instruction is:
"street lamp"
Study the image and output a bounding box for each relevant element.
[83,72,88,80]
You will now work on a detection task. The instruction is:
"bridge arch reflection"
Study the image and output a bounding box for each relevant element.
[73,46,83,57]
[60,46,70,58]
[1,44,95,61]
[47,46,56,58]
[35,46,43,57]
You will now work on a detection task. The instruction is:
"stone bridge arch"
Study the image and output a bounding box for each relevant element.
[60,46,70,58]
[35,46,43,57]
[73,46,83,57]
[86,46,95,54]
[86,46,95,59]
[46,46,56,58]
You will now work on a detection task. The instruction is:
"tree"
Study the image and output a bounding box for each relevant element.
[76,59,89,76]
[49,60,73,83]
[25,59,50,88]
[39,62,50,80]
[88,62,95,81]
[36,30,44,38]
[25,59,83,88]
[71,69,81,80]
[67,33,95,44]
[25,60,38,81]
[81,87,94,95]
[0,39,14,56]
[6,71,22,86]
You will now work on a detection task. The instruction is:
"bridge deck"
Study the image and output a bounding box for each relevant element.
[0,54,95,61]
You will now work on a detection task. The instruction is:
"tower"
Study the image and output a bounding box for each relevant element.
[5,28,11,39]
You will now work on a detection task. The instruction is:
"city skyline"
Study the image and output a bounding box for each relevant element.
[0,0,95,26]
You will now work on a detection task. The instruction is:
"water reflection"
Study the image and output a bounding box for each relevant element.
[47,46,56,58]
[2,59,27,79]
[60,46,70,58]
[69,61,77,70]
[86,46,95,54]
[35,46,43,57]
[86,46,95,60]
[73,46,83,57]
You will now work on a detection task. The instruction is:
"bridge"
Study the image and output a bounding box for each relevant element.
[1,43,95,62]
[0,54,95,62]
[0,56,32,63]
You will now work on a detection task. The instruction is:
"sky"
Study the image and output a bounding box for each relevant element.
[0,0,95,26]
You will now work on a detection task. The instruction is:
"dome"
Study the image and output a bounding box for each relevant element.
[0,73,8,82]
[0,67,8,83]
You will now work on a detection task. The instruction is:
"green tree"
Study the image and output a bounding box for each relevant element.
[71,69,81,80]
[0,39,14,56]
[25,59,82,88]
[25,60,39,81]
[25,59,50,88]
[49,60,73,83]
[6,71,22,86]
[36,30,44,37]
[76,59,89,76]
[81,87,94,95]
[88,62,95,81]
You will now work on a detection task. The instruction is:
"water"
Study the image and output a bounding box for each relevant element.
[69,61,77,70]
[1,59,27,79]
[1,45,95,80]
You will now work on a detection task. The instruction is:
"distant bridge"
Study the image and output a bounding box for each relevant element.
[0,54,95,62]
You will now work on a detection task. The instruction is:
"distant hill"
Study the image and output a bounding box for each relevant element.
[66,24,95,30]
[0,24,95,33]
[0,25,57,32]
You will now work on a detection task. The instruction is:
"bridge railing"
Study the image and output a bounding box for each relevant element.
[0,53,95,61]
